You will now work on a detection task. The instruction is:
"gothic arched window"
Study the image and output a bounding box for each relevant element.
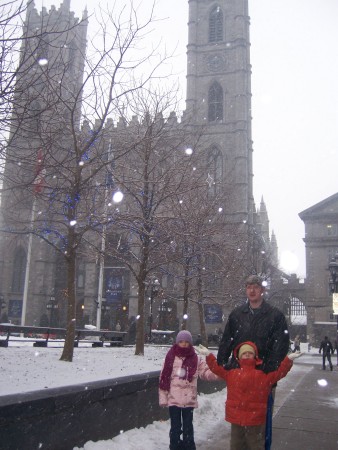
[208,82,223,122]
[36,33,49,64]
[207,146,223,196]
[209,6,223,43]
[29,100,41,133]
[11,248,27,293]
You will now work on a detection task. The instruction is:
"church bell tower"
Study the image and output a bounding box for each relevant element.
[186,0,254,225]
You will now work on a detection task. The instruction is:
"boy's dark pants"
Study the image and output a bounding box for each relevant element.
[169,406,196,450]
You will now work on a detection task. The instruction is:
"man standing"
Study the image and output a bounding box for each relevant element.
[217,275,290,450]
[217,275,290,372]
[319,336,334,371]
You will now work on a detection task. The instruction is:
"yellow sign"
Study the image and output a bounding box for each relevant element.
[333,293,338,315]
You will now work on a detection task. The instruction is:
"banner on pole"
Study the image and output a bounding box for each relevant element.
[105,269,123,304]
[204,304,222,323]
[333,293,338,315]
[9,300,22,318]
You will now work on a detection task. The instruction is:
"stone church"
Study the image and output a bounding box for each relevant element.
[0,0,277,338]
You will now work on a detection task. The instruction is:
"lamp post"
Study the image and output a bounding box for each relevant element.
[328,253,338,365]
[149,279,160,341]
[158,299,172,330]
[100,298,111,329]
[0,295,6,321]
[46,293,58,326]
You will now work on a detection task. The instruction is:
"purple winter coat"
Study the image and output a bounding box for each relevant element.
[159,354,221,408]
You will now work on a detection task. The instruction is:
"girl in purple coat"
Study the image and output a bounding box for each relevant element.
[159,330,220,450]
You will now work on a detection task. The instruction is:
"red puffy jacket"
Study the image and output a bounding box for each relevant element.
[206,341,293,426]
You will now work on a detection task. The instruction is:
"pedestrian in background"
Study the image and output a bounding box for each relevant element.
[194,334,202,346]
[159,330,221,450]
[196,341,301,450]
[293,335,300,352]
[319,336,334,371]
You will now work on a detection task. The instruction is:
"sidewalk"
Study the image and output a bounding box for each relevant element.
[272,356,338,450]
[202,353,338,450]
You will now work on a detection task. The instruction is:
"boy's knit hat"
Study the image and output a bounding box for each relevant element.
[238,343,256,359]
[176,330,193,345]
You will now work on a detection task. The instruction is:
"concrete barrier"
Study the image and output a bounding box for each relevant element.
[0,371,223,450]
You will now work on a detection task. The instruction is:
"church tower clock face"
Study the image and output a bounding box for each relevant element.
[207,54,225,72]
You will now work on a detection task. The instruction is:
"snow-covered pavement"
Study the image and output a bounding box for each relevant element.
[0,341,320,449]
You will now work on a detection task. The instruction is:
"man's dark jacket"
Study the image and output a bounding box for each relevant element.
[217,299,289,373]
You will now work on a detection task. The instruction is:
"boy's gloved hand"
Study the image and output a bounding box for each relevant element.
[288,352,302,360]
[194,344,210,356]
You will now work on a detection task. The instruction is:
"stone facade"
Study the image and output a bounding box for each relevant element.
[299,193,338,345]
[0,0,276,336]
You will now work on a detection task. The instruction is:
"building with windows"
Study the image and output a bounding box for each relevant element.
[299,193,338,345]
[0,0,278,338]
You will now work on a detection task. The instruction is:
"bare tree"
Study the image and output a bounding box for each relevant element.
[0,1,173,362]
[82,88,205,356]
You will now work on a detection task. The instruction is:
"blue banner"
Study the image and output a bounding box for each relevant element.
[8,300,22,318]
[105,271,123,304]
[204,304,222,323]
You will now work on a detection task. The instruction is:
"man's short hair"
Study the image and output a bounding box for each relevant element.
[245,275,263,287]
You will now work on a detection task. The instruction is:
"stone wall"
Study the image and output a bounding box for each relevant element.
[0,371,224,450]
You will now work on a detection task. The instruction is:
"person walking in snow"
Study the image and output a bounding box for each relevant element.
[292,335,301,352]
[159,330,221,450]
[319,336,334,370]
[196,341,301,450]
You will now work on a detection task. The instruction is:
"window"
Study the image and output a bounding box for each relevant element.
[207,146,223,196]
[327,224,337,236]
[29,100,41,133]
[328,249,338,263]
[36,33,49,64]
[290,297,306,316]
[208,82,223,122]
[11,248,27,293]
[209,6,223,43]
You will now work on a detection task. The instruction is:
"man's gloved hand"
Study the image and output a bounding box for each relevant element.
[194,344,210,356]
[288,352,302,360]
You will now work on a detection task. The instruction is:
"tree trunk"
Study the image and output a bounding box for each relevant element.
[197,263,207,346]
[135,279,146,355]
[60,229,77,362]
[181,263,190,330]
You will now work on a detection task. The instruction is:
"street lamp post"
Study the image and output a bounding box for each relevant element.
[46,293,58,326]
[149,279,160,341]
[328,253,338,365]
[158,299,172,330]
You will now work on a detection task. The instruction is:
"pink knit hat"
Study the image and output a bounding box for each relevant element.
[176,330,193,345]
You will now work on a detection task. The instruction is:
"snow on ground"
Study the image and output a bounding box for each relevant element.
[0,340,320,449]
[1,340,168,395]
[74,388,229,450]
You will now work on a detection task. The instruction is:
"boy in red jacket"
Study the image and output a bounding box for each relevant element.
[196,341,301,450]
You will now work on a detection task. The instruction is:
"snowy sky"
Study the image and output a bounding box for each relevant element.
[1,340,318,449]
[33,0,338,278]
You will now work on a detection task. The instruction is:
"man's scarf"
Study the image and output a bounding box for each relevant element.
[159,344,198,391]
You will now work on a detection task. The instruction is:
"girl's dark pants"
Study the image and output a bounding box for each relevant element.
[169,406,196,450]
